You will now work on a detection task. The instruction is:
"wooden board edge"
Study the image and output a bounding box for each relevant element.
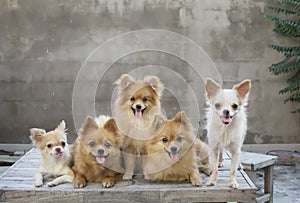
[0,148,34,180]
[239,169,257,189]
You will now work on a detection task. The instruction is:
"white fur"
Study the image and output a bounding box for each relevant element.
[95,115,111,127]
[205,79,251,189]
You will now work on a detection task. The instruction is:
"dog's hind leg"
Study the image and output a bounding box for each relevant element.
[218,150,224,167]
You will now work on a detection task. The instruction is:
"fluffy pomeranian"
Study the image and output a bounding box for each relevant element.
[143,111,206,186]
[29,120,73,187]
[71,115,123,188]
[113,74,164,180]
[205,78,251,188]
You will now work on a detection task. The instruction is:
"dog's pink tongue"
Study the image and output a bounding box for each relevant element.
[170,153,179,161]
[135,110,142,118]
[222,116,232,124]
[58,152,63,157]
[96,156,106,164]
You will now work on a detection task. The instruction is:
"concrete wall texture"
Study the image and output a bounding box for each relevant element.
[0,0,299,144]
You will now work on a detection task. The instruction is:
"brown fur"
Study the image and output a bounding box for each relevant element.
[71,116,123,188]
[143,112,203,186]
[113,74,164,180]
[194,139,210,176]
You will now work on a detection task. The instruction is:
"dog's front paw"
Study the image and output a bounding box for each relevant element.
[73,176,87,188]
[102,177,115,188]
[191,177,202,187]
[35,180,43,187]
[206,179,216,187]
[47,181,58,187]
[229,180,238,189]
[123,174,133,180]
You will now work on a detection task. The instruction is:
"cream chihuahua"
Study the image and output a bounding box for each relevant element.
[30,120,73,187]
[205,78,251,188]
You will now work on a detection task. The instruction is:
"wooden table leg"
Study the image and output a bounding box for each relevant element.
[245,170,256,185]
[264,165,274,203]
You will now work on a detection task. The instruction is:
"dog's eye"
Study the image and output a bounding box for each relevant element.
[47,143,52,148]
[104,141,112,148]
[130,97,135,101]
[176,136,182,142]
[162,137,168,143]
[215,103,221,109]
[89,141,95,147]
[142,97,148,102]
[61,141,66,147]
[232,103,238,110]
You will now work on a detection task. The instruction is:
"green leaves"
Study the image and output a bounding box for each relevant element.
[268,55,300,75]
[265,14,300,37]
[266,5,296,15]
[266,0,300,113]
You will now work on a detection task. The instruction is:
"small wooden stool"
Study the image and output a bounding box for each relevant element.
[240,152,277,203]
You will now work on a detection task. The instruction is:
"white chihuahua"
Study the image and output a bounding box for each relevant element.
[30,120,74,187]
[205,78,251,188]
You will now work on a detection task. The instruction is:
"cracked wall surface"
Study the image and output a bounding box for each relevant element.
[0,0,299,144]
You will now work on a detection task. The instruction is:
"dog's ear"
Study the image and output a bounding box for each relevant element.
[173,111,190,128]
[144,75,164,97]
[205,78,222,100]
[104,118,118,134]
[233,79,251,103]
[29,128,46,143]
[114,74,134,91]
[79,116,98,136]
[152,115,166,132]
[104,118,122,147]
[55,120,66,133]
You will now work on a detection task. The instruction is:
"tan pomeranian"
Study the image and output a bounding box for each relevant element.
[113,74,164,180]
[29,120,73,187]
[205,78,251,188]
[71,115,123,188]
[143,111,208,186]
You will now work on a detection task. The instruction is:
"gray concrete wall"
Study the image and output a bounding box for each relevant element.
[0,0,299,144]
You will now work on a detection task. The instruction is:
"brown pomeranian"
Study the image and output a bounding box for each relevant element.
[143,111,207,186]
[113,74,164,180]
[29,120,73,187]
[71,115,123,188]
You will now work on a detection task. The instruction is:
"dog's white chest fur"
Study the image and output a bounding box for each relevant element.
[206,108,247,149]
[40,150,72,176]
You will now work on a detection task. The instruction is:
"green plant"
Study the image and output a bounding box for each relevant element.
[266,0,300,113]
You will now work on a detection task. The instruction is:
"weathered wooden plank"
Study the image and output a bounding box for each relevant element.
[0,155,21,164]
[240,152,277,170]
[0,144,33,152]
[264,165,274,203]
[0,148,35,179]
[0,148,257,203]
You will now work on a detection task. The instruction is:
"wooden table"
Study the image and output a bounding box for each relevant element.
[0,148,257,203]
[240,151,277,203]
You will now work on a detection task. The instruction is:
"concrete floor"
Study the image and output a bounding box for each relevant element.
[255,160,300,203]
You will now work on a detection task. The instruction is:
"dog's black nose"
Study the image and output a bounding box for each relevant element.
[55,147,61,153]
[223,109,230,116]
[136,104,142,110]
[97,148,104,155]
[170,146,177,153]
